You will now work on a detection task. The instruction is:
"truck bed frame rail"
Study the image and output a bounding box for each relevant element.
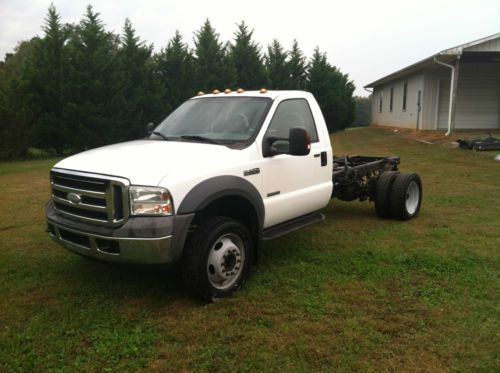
[331,155,400,202]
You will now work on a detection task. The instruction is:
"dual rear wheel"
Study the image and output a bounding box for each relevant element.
[374,171,422,220]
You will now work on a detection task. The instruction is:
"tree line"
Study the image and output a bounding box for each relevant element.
[353,96,372,127]
[0,5,356,159]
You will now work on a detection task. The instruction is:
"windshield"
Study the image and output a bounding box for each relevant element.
[151,97,271,145]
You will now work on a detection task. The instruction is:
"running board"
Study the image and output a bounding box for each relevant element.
[262,212,325,241]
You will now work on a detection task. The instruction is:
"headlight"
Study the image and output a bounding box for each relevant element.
[129,186,173,216]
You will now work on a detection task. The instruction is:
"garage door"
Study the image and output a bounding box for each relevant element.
[438,77,500,129]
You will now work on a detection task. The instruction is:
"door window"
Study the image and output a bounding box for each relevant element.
[265,99,318,143]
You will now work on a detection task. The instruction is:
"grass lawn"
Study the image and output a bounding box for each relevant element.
[0,127,498,371]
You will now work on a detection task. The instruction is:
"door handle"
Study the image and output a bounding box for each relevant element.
[314,152,327,166]
[320,151,327,166]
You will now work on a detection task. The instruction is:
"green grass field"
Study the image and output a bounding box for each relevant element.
[0,127,498,372]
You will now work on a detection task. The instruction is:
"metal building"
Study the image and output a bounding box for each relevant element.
[365,34,500,133]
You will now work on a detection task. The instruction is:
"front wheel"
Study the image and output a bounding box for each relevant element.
[182,216,252,301]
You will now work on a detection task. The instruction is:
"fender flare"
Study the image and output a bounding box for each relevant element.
[177,175,265,230]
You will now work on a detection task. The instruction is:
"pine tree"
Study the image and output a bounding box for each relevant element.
[229,21,266,89]
[353,96,372,127]
[265,39,289,89]
[222,41,238,90]
[307,47,330,98]
[28,4,70,154]
[307,47,355,131]
[193,19,232,91]
[0,40,37,158]
[0,8,358,157]
[65,5,119,150]
[155,30,196,112]
[110,18,160,141]
[286,40,307,90]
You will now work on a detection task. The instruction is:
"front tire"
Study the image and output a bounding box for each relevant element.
[182,216,252,301]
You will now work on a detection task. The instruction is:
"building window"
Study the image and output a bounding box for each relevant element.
[389,87,394,112]
[402,82,407,111]
[379,91,383,113]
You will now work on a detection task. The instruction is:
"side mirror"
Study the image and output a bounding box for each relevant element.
[146,122,155,135]
[289,127,311,156]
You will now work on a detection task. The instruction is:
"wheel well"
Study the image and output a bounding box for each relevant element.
[192,195,260,260]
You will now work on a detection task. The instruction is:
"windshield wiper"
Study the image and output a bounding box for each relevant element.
[151,131,172,141]
[180,135,222,145]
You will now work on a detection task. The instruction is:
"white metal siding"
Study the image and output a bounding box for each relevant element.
[371,73,424,129]
[437,79,450,129]
[437,62,500,130]
[422,67,449,130]
[438,77,499,129]
[373,61,500,130]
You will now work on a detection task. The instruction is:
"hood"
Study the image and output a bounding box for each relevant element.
[54,140,254,186]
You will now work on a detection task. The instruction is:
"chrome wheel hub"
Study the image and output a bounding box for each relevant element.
[405,181,420,215]
[207,233,245,290]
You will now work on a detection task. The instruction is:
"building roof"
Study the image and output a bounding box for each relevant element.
[364,33,500,88]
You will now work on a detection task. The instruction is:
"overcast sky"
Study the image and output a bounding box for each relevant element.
[1,0,498,96]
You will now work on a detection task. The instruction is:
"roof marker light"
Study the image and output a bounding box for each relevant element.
[237,88,245,93]
[260,88,268,94]
[197,91,205,96]
[224,89,231,94]
[212,89,220,94]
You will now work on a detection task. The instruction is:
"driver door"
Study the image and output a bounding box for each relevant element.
[260,98,328,227]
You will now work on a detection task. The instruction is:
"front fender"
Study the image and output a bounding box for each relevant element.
[177,175,265,230]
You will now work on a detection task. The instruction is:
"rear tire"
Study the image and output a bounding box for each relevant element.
[389,173,422,220]
[374,171,399,219]
[182,216,252,301]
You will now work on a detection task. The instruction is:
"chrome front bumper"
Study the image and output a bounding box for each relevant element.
[48,222,172,264]
[46,199,194,264]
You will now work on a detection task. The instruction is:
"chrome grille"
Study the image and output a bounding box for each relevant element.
[50,169,130,227]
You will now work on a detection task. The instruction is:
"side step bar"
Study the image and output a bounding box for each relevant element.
[262,212,325,241]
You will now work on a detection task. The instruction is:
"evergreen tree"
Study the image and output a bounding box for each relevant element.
[229,21,266,89]
[307,47,330,98]
[110,18,160,141]
[265,39,289,89]
[193,19,232,91]
[0,7,358,158]
[353,95,372,127]
[222,41,238,89]
[155,30,197,112]
[65,5,119,150]
[0,40,37,158]
[28,4,70,154]
[307,47,355,131]
[286,40,307,90]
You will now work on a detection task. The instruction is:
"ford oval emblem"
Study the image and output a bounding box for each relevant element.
[67,192,82,204]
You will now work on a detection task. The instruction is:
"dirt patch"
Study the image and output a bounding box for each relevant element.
[372,124,500,145]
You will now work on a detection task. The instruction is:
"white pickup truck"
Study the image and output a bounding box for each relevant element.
[46,90,422,300]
